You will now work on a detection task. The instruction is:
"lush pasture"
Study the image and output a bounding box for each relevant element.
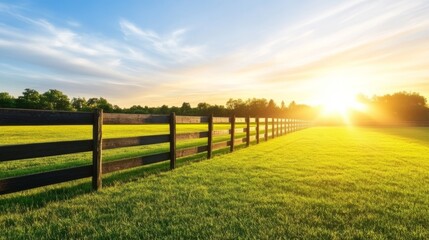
[0,123,253,178]
[1,127,429,239]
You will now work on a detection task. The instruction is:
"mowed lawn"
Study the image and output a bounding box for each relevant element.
[1,127,429,239]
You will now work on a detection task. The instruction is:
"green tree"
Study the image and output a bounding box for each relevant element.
[41,89,72,110]
[71,97,88,111]
[16,89,42,109]
[86,97,114,112]
[180,102,192,114]
[0,92,16,108]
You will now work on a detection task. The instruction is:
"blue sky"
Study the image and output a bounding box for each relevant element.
[1,0,429,107]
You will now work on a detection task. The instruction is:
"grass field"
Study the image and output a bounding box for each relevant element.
[1,127,429,239]
[0,123,252,178]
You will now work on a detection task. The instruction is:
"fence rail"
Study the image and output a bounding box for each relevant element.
[0,108,312,195]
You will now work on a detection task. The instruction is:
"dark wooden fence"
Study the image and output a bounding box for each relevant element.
[0,108,311,195]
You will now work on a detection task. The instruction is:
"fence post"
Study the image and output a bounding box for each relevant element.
[282,118,285,135]
[246,116,250,147]
[207,114,213,159]
[265,117,268,141]
[92,109,103,191]
[272,118,275,139]
[169,112,176,170]
[256,117,260,144]
[276,118,279,137]
[230,115,235,152]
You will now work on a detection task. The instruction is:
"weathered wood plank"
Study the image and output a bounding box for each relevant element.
[102,152,170,174]
[0,165,92,195]
[213,117,230,123]
[0,140,92,162]
[103,113,169,124]
[235,128,247,133]
[234,118,246,123]
[234,137,247,145]
[212,141,230,150]
[213,129,230,136]
[176,132,209,140]
[246,126,256,132]
[176,116,209,124]
[103,134,170,149]
[176,145,208,158]
[0,108,93,125]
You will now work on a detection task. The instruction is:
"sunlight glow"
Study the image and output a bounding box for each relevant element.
[316,72,367,123]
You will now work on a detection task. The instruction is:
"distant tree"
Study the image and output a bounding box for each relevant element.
[226,98,247,116]
[40,89,72,110]
[112,105,122,113]
[128,105,148,114]
[16,89,42,109]
[159,105,169,114]
[86,97,114,112]
[247,98,268,117]
[0,92,16,108]
[71,97,88,111]
[287,102,318,119]
[371,91,428,121]
[267,99,277,116]
[180,102,192,114]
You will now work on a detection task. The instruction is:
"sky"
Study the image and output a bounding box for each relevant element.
[1,0,429,107]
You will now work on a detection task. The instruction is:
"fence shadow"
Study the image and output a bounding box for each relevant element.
[0,146,232,214]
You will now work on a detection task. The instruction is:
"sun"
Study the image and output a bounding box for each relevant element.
[316,72,367,122]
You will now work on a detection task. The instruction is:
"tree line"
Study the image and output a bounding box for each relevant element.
[0,88,428,121]
[351,92,429,122]
[0,88,316,118]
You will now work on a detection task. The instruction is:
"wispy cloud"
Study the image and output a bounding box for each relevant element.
[1,1,429,107]
[119,19,204,63]
[193,0,429,103]
[0,3,205,104]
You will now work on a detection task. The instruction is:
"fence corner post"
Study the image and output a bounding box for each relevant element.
[169,112,176,170]
[230,115,235,152]
[92,109,103,191]
[208,114,213,159]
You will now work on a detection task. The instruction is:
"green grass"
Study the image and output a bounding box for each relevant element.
[1,127,429,239]
[0,123,256,178]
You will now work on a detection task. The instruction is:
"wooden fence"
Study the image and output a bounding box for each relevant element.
[0,108,312,195]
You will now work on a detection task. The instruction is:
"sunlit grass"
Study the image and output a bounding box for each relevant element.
[1,127,428,239]
[0,123,257,178]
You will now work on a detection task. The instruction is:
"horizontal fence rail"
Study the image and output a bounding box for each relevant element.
[0,108,312,195]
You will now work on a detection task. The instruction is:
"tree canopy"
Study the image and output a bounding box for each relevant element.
[0,88,428,122]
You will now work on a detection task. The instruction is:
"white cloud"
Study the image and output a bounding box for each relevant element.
[0,4,205,105]
[119,19,204,63]
[1,1,429,107]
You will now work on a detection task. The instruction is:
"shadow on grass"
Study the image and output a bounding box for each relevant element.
[0,145,242,214]
[368,127,429,145]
